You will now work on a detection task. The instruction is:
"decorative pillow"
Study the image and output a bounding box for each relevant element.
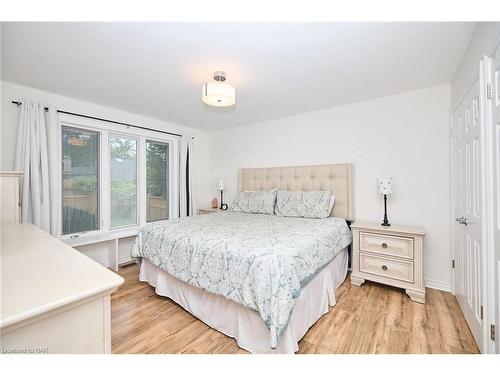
[275,191,332,218]
[231,191,277,215]
[328,195,336,214]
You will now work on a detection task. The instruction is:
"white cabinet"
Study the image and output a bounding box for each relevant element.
[0,171,22,224]
[0,224,124,353]
[350,221,426,304]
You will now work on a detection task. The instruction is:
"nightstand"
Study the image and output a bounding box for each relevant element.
[350,222,426,303]
[198,208,223,215]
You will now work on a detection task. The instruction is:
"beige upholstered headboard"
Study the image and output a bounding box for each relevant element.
[238,163,355,221]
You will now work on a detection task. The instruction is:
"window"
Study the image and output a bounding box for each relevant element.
[110,136,137,228]
[146,140,169,222]
[62,127,99,235]
[59,114,179,240]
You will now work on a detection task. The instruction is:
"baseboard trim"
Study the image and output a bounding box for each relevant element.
[425,278,452,292]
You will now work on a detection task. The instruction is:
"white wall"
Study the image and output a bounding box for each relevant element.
[0,80,211,266]
[451,22,500,110]
[210,84,452,290]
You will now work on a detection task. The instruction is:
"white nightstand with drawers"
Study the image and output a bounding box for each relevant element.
[198,207,223,215]
[350,222,426,304]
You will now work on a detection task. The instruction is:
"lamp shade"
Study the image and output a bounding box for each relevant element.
[377,177,393,195]
[217,178,226,191]
[202,82,236,107]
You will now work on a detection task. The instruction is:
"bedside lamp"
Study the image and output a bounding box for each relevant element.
[217,177,226,209]
[377,177,393,227]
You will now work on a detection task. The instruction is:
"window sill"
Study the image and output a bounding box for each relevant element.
[60,226,140,247]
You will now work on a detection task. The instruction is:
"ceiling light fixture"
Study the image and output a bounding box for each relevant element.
[202,71,236,107]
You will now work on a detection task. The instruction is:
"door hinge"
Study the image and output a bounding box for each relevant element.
[491,324,496,341]
[452,259,455,269]
[487,83,493,99]
[480,305,484,320]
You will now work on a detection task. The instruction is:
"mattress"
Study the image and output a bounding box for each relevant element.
[132,211,352,348]
[139,247,349,354]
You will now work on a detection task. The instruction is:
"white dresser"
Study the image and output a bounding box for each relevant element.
[0,171,22,224]
[0,224,124,353]
[350,221,426,303]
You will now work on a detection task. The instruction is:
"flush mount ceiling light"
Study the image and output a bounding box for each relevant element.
[202,71,236,107]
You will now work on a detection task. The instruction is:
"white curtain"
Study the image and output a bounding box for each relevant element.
[179,137,195,217]
[46,105,61,236]
[14,100,59,235]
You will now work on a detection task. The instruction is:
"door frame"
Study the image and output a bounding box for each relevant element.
[478,58,492,354]
[483,35,500,354]
[483,55,496,354]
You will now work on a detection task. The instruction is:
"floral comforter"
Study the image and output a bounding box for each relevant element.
[131,211,352,348]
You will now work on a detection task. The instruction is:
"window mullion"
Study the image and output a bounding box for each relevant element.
[170,139,179,219]
[138,138,147,226]
[100,130,109,232]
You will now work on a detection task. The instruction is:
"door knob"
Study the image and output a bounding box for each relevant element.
[455,216,468,226]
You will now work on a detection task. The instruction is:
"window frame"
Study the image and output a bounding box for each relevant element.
[58,113,179,245]
[108,132,139,230]
[61,125,101,235]
[145,138,171,223]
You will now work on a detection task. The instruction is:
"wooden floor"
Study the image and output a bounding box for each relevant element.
[111,264,479,354]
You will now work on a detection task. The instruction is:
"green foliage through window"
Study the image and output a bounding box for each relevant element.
[146,140,169,221]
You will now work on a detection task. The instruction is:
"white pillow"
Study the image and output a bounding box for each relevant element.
[275,191,332,219]
[232,191,277,215]
[328,195,336,215]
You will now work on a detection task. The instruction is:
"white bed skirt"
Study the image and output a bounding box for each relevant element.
[139,247,348,354]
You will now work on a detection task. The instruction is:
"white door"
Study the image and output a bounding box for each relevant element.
[485,44,500,353]
[452,74,484,352]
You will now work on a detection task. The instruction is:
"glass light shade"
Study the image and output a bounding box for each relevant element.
[202,82,236,107]
[377,177,393,195]
[217,178,226,191]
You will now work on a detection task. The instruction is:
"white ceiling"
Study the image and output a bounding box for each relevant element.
[1,22,475,131]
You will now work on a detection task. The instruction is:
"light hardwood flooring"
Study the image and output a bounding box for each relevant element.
[111,264,479,354]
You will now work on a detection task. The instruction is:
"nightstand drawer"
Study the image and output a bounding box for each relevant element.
[360,232,414,259]
[359,253,414,283]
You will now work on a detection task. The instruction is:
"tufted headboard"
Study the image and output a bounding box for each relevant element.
[238,163,355,221]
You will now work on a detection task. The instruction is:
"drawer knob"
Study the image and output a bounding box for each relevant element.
[381,243,388,249]
[381,265,388,271]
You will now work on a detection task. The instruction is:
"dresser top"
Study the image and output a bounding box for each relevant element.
[350,221,426,236]
[0,224,124,329]
[0,171,23,176]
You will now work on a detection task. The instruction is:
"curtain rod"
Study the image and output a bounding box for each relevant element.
[11,101,194,139]
[12,100,49,111]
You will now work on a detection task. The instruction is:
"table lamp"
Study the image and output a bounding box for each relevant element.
[217,178,226,209]
[377,177,393,226]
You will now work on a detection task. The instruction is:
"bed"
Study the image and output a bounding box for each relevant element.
[132,163,355,353]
